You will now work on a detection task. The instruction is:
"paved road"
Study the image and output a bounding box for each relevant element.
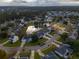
[13,41,26,59]
[24,33,61,51]
[0,33,61,51]
[0,33,62,59]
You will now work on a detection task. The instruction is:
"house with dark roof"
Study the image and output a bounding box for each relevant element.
[9,35,19,43]
[36,28,50,38]
[41,52,59,59]
[55,44,73,59]
[21,37,32,43]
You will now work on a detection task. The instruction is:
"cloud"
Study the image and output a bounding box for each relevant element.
[0,0,12,2]
[0,0,79,6]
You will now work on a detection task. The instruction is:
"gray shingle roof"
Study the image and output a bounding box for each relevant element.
[41,52,59,59]
[55,45,72,55]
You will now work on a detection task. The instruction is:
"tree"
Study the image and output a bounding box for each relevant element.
[0,49,8,59]
[0,27,8,39]
[67,40,79,55]
[60,32,68,42]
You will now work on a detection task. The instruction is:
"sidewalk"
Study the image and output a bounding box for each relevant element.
[51,42,60,48]
[37,49,45,57]
[13,41,26,59]
[30,50,35,59]
[2,40,10,45]
[43,35,51,40]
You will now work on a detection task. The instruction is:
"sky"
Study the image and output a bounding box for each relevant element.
[0,0,37,2]
[0,0,79,6]
[0,0,79,2]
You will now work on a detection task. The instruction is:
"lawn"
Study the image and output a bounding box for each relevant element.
[70,55,79,59]
[27,21,34,26]
[25,38,47,46]
[56,36,63,42]
[34,52,41,59]
[4,40,21,47]
[41,45,56,54]
[69,53,79,59]
[0,38,8,44]
[49,31,55,36]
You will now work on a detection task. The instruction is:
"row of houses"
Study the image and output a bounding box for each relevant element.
[41,44,73,59]
[8,27,51,43]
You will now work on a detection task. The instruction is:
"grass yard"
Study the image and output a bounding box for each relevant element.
[0,38,8,44]
[70,55,79,59]
[41,45,56,54]
[56,36,63,42]
[49,31,55,36]
[69,53,79,59]
[34,52,41,59]
[4,40,21,47]
[25,38,47,46]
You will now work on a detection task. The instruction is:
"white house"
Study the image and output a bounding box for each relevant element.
[9,35,19,43]
[26,26,40,34]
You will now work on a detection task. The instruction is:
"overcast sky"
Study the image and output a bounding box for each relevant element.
[0,0,79,6]
[0,0,79,2]
[0,0,36,2]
